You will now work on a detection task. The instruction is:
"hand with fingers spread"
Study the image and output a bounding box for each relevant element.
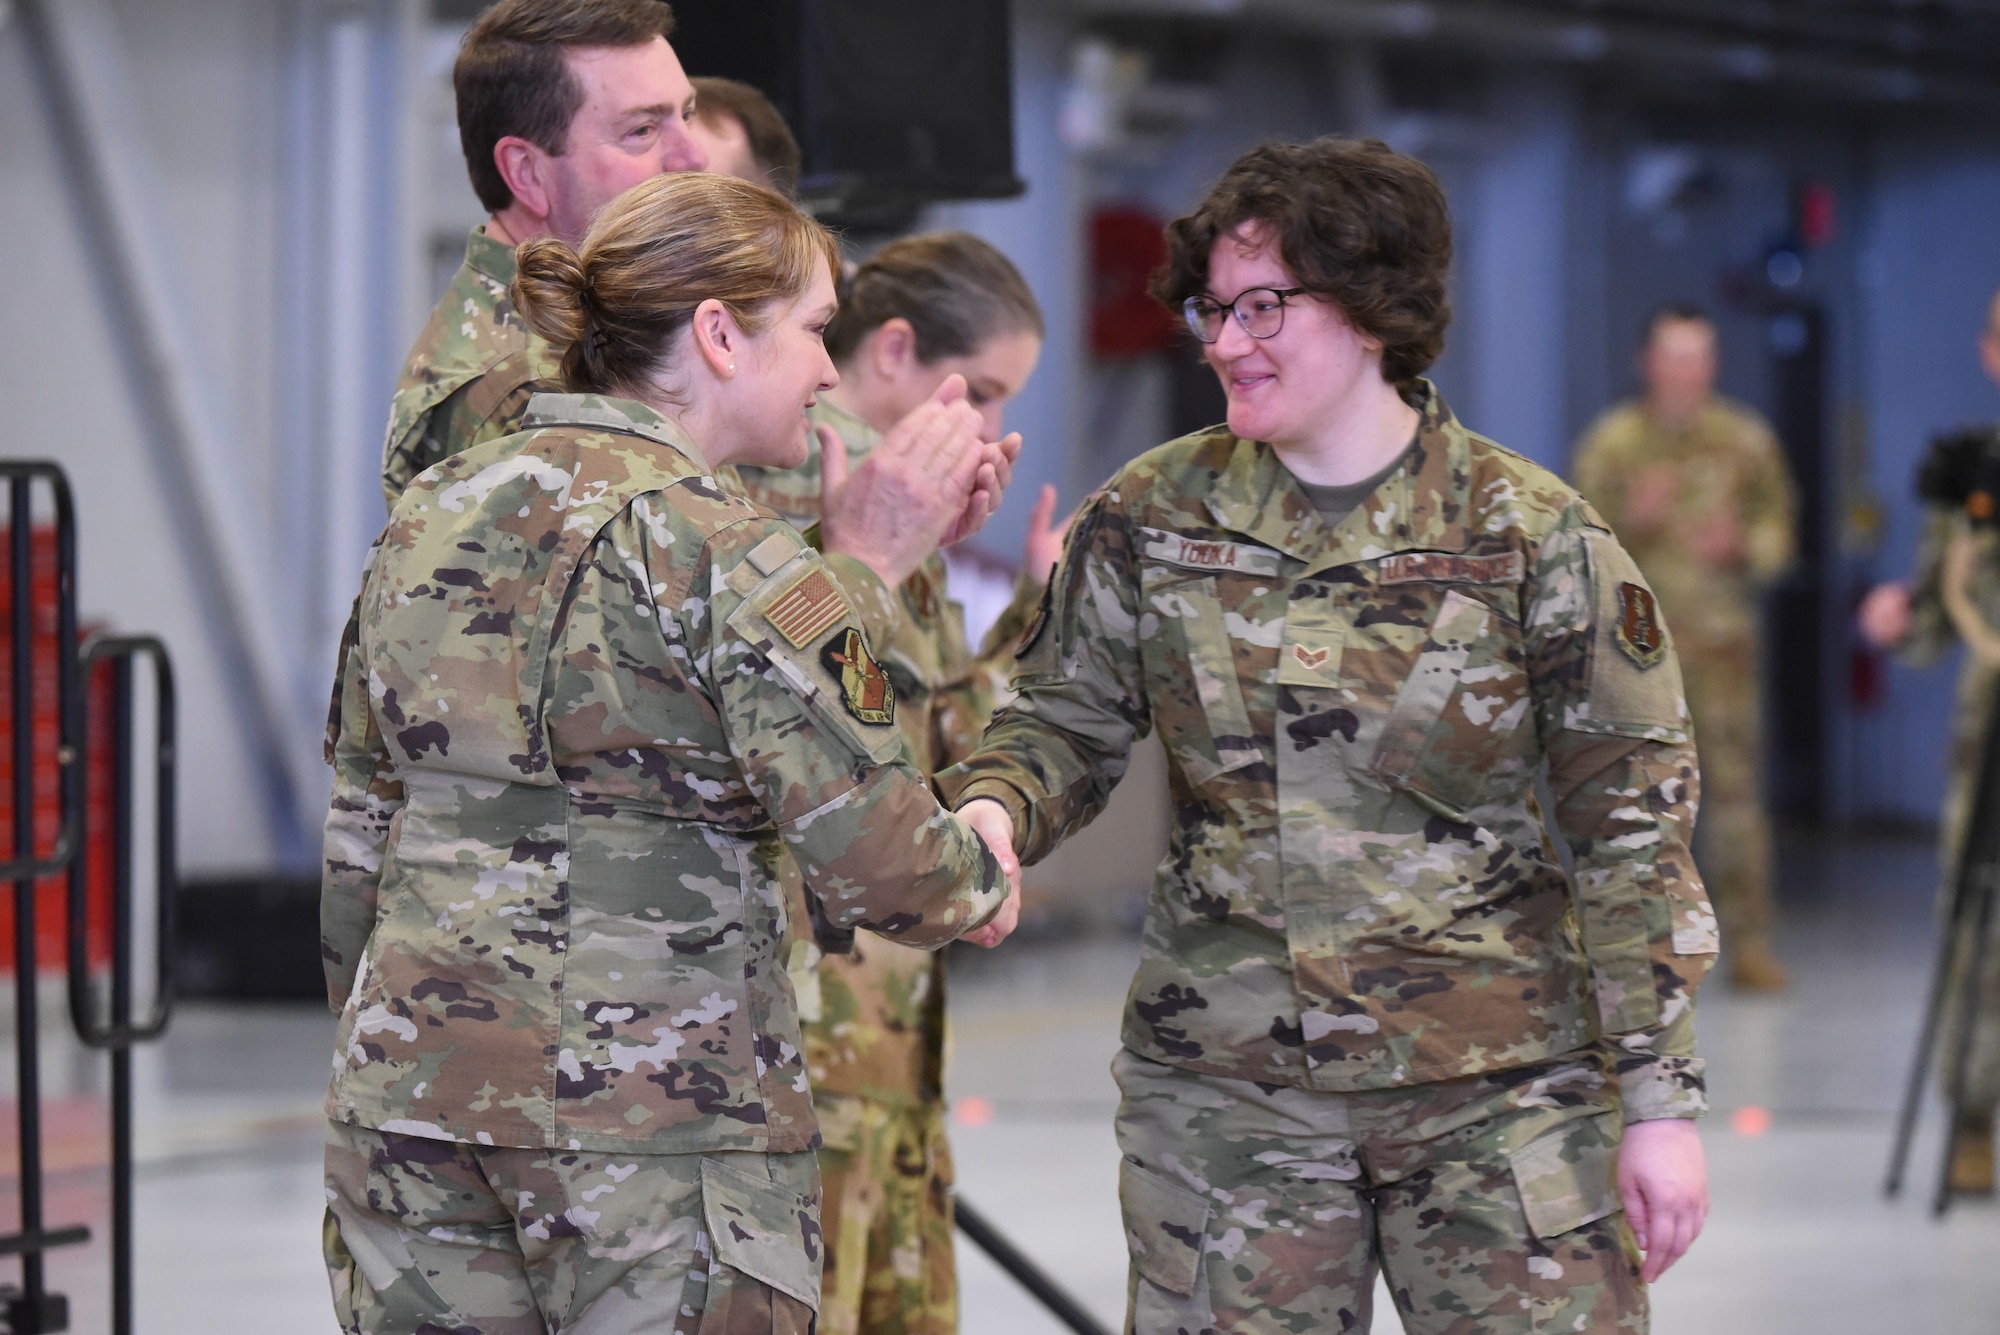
[820,374,998,587]
[1856,580,1912,650]
[1019,484,1067,586]
[956,798,1021,949]
[1617,1118,1708,1283]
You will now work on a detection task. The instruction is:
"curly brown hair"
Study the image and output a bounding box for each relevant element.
[1151,137,1452,392]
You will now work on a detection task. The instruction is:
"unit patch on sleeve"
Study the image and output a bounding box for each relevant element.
[1378,551,1525,586]
[763,566,849,648]
[821,627,896,726]
[1614,581,1668,669]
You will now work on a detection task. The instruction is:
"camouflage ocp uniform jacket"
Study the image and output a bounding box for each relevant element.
[735,399,1028,1110]
[1570,396,1796,652]
[321,393,1008,1155]
[941,384,1717,1122]
[378,226,561,510]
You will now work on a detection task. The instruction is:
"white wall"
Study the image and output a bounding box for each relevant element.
[0,0,424,873]
[0,0,291,873]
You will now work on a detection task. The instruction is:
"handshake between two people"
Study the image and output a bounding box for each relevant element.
[812,374,1029,950]
[957,799,1019,950]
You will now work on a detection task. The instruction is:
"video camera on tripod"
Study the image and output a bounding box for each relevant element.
[1916,425,2000,527]
[1889,421,2000,1216]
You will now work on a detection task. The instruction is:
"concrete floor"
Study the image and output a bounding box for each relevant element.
[2,827,1996,1332]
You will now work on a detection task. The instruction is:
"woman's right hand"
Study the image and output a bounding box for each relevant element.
[1856,580,1912,650]
[957,798,1021,949]
[820,375,1013,587]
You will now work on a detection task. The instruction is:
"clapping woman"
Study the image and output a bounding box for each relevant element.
[319,172,1017,1334]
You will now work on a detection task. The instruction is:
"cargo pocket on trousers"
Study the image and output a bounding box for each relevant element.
[684,1158,821,1335]
[1509,1113,1639,1332]
[1119,1156,1212,1322]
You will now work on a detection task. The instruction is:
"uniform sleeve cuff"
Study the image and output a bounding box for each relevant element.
[946,777,1033,858]
[1617,1055,1708,1122]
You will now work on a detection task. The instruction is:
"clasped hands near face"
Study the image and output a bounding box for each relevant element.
[817,373,1020,588]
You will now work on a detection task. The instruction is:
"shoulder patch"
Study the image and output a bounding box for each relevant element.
[1614,582,1667,669]
[1379,551,1524,586]
[764,566,849,648]
[820,628,895,725]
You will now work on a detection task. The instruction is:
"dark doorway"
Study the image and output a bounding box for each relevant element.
[1764,302,1827,821]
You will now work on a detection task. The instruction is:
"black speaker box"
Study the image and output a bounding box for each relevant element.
[670,0,1025,228]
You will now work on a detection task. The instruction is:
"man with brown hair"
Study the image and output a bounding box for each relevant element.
[1572,306,1798,991]
[690,76,803,196]
[378,0,705,507]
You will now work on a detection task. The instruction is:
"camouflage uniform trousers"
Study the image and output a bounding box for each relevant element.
[1111,1048,1647,1335]
[813,1093,956,1335]
[1680,633,1775,947]
[1938,657,2000,1111]
[323,1121,821,1334]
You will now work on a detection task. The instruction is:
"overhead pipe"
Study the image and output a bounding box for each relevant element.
[1079,0,2000,110]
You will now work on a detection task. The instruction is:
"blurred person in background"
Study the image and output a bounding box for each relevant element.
[1858,286,2000,1193]
[689,76,802,196]
[732,231,1057,1335]
[379,0,705,508]
[1572,305,1799,991]
[944,137,1714,1334]
[320,172,1022,1333]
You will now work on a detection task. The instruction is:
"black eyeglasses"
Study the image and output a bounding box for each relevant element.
[1182,286,1308,344]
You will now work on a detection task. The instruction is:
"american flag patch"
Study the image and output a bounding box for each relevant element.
[763,567,849,648]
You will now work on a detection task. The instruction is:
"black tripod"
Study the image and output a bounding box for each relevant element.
[1886,675,2000,1217]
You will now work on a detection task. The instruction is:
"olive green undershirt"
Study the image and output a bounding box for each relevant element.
[1292,437,1417,529]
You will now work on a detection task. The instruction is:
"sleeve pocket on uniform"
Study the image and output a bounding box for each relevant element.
[723,579,905,770]
[1574,532,1688,741]
[700,1157,822,1311]
[1509,1112,1622,1240]
[1118,1157,1212,1297]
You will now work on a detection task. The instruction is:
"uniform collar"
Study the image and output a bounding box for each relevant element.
[464,225,518,286]
[810,396,882,461]
[1203,379,1472,569]
[521,392,711,469]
